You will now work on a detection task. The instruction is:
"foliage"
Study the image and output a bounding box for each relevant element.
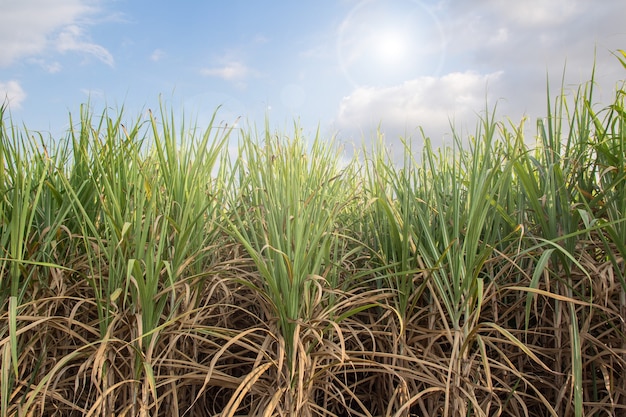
[1,59,626,416]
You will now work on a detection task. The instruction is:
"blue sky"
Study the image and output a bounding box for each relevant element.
[2,0,626,158]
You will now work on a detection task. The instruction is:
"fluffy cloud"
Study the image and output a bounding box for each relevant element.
[445,0,625,74]
[0,80,27,109]
[0,0,111,67]
[473,0,582,27]
[330,0,626,164]
[335,71,503,152]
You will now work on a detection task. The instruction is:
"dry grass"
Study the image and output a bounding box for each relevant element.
[1,65,626,416]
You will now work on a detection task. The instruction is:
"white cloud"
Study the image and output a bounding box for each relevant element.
[55,25,114,67]
[489,27,509,45]
[29,58,63,73]
[200,61,259,89]
[334,71,504,155]
[0,80,27,109]
[201,61,254,81]
[438,0,626,118]
[252,34,269,44]
[80,88,104,99]
[446,0,625,67]
[150,49,166,62]
[481,0,581,27]
[0,0,111,68]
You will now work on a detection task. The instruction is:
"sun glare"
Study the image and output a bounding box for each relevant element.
[374,30,408,64]
[337,0,445,87]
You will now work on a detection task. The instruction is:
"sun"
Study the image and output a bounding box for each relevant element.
[337,0,445,87]
[373,29,409,64]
